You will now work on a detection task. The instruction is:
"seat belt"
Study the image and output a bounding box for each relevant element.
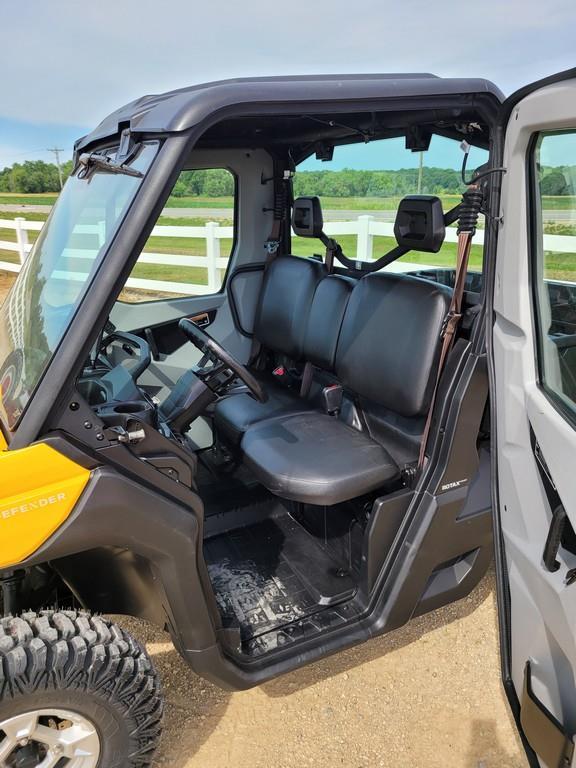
[418,185,483,469]
[264,217,283,263]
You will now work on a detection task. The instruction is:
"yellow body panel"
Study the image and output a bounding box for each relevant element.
[0,443,90,568]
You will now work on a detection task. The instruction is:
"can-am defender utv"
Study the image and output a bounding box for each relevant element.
[1,69,576,768]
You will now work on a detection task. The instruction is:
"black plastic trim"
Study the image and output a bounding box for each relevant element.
[227,262,267,337]
[10,467,221,655]
[76,77,504,150]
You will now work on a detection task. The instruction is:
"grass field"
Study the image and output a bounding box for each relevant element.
[0,193,58,206]
[0,193,234,209]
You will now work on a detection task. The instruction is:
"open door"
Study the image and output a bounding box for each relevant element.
[492,68,576,767]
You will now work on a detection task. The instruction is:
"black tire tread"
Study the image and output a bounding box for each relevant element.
[0,610,162,767]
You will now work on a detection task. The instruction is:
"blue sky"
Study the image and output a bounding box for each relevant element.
[299,136,489,171]
[1,0,575,172]
[0,118,88,172]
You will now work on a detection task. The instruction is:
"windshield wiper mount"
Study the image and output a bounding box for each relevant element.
[77,150,144,179]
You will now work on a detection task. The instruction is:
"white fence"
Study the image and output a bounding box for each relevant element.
[0,217,42,269]
[0,217,232,295]
[1,215,576,296]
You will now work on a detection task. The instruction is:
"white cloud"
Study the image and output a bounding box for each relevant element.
[0,0,575,129]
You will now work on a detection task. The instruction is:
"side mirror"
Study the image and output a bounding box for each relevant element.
[292,196,324,238]
[393,195,445,253]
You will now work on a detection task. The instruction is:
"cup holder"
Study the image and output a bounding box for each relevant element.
[97,399,157,429]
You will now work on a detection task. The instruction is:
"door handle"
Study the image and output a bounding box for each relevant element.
[543,504,567,573]
[189,312,210,328]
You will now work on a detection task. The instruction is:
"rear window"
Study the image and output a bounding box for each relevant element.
[291,135,487,276]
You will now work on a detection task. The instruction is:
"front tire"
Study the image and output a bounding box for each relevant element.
[0,611,163,767]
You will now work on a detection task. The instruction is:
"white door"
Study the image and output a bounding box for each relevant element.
[493,69,576,767]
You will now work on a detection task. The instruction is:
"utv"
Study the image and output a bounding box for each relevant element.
[0,68,575,768]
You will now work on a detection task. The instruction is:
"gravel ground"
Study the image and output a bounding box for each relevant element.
[119,568,525,768]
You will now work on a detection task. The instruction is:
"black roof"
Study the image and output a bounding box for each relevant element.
[76,74,504,152]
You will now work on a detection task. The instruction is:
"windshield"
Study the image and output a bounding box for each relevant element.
[0,141,158,430]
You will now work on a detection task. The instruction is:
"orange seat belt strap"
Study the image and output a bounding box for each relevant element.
[418,185,481,470]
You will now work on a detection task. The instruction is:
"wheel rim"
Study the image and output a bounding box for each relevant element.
[0,708,101,767]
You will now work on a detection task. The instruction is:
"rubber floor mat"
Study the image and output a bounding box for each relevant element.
[204,516,356,656]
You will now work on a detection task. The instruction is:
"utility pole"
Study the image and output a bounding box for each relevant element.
[417,151,424,194]
[47,147,65,190]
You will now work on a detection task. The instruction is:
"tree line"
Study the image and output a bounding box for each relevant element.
[172,167,469,197]
[172,166,576,198]
[0,159,574,197]
[0,160,74,193]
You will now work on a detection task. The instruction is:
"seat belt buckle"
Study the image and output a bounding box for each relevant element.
[273,365,297,388]
[401,463,418,488]
[322,384,343,416]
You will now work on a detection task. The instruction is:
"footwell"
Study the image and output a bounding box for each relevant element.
[204,515,357,657]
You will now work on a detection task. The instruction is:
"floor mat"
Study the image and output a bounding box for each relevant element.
[204,515,357,656]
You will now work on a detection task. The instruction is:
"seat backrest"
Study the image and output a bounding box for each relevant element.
[302,274,355,371]
[335,272,451,418]
[253,256,325,360]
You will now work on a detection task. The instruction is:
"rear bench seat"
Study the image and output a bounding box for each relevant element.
[222,257,451,506]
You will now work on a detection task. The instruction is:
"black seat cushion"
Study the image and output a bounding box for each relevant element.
[254,255,325,359]
[335,272,451,418]
[215,379,312,445]
[241,412,399,505]
[303,274,354,371]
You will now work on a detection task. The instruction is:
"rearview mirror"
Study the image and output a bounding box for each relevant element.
[292,196,324,238]
[394,195,445,253]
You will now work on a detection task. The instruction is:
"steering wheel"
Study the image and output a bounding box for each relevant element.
[179,318,267,403]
